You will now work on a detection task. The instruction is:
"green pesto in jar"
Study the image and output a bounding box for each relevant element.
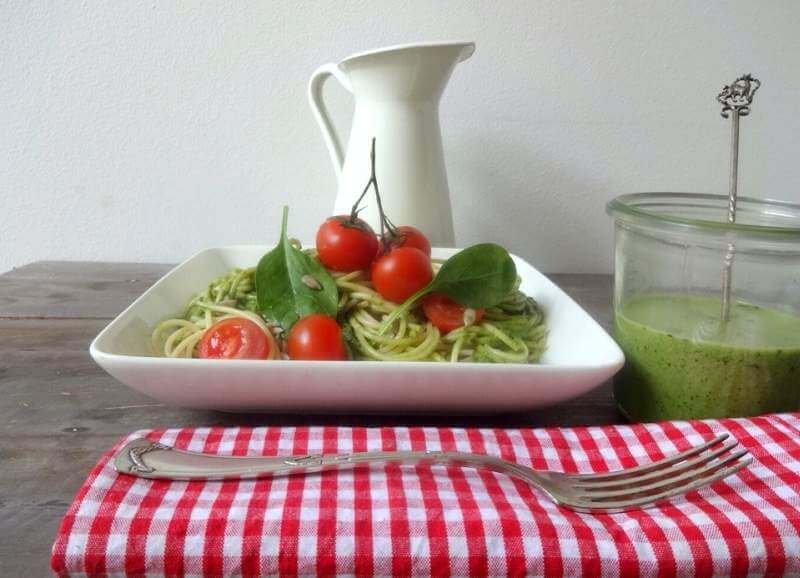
[614,294,800,421]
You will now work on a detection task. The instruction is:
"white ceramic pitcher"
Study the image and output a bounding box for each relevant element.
[308,41,475,247]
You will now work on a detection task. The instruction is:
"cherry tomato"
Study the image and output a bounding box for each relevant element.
[316,216,379,272]
[197,317,271,360]
[287,314,348,360]
[422,293,485,334]
[371,246,433,303]
[380,226,431,257]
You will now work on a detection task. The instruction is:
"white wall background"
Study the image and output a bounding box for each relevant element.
[2,1,799,274]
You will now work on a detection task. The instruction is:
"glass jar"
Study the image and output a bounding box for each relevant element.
[606,193,800,422]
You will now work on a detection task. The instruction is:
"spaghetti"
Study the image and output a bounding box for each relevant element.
[335,268,546,363]
[151,268,279,359]
[151,263,547,363]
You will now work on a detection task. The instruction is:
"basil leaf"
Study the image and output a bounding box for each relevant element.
[378,243,517,334]
[430,243,517,308]
[256,207,338,330]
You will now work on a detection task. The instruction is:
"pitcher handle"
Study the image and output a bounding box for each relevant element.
[308,63,352,182]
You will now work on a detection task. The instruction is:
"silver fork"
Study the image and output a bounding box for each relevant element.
[114,434,751,513]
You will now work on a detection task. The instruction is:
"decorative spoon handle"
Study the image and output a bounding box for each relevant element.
[716,74,760,322]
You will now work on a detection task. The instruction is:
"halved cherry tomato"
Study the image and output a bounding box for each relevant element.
[422,293,485,334]
[287,314,348,360]
[316,216,379,272]
[371,246,433,303]
[380,225,431,257]
[197,317,271,360]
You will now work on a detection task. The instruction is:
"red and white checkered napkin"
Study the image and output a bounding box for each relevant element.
[52,414,800,577]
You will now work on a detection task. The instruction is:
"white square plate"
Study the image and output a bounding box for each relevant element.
[90,246,624,413]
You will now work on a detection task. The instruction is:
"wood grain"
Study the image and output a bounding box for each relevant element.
[0,261,621,575]
[0,261,171,319]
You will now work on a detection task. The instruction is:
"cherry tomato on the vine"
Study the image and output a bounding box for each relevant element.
[197,317,271,360]
[316,216,379,272]
[380,225,431,257]
[371,246,433,303]
[287,314,348,361]
[422,293,485,334]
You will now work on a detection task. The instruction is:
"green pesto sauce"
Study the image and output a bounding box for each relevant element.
[614,294,800,421]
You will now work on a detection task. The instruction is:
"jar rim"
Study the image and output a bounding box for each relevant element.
[606,192,800,237]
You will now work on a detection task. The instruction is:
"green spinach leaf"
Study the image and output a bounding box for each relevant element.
[429,243,518,308]
[379,243,517,334]
[256,207,338,330]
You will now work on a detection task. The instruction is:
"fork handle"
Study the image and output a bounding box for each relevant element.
[114,438,539,483]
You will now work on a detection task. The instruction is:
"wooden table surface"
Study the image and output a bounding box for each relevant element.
[0,261,623,575]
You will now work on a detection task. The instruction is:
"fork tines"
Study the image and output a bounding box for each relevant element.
[562,434,752,512]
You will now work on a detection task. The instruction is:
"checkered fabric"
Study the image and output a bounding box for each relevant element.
[52,414,800,577]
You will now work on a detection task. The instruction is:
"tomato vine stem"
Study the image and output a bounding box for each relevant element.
[348,138,398,245]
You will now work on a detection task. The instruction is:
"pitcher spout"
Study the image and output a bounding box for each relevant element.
[339,41,475,101]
